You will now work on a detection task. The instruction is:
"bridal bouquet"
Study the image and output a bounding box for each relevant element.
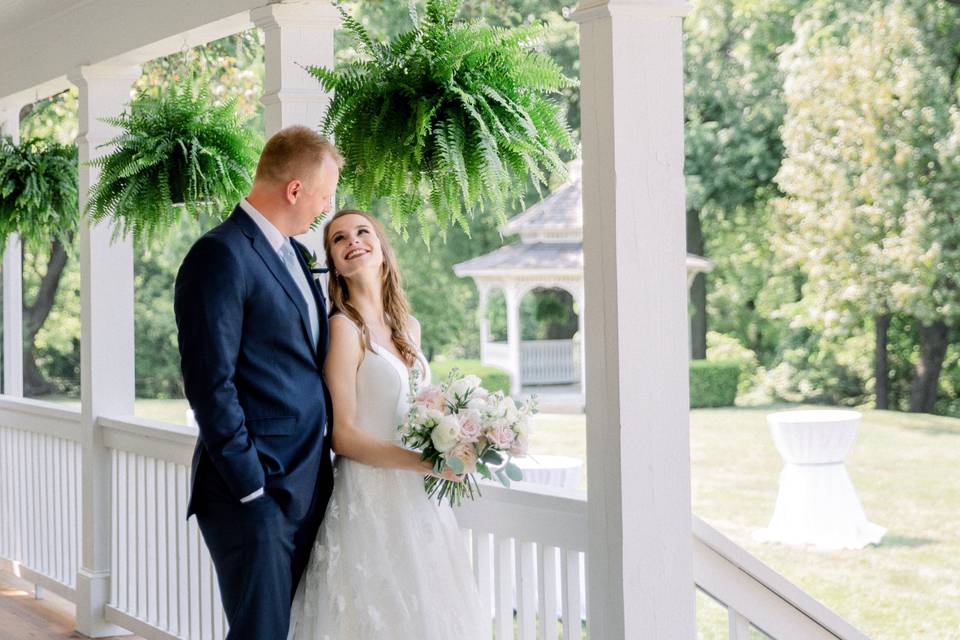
[398,370,537,507]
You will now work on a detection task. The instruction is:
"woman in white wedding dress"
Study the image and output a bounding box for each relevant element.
[288,209,488,639]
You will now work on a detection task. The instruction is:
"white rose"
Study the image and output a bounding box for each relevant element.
[448,375,483,400]
[431,414,461,453]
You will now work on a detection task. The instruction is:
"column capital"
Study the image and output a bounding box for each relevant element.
[67,63,141,87]
[572,0,690,23]
[0,102,20,140]
[251,1,340,30]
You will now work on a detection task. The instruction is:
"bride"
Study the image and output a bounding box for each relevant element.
[288,209,488,639]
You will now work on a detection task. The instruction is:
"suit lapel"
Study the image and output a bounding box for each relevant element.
[231,208,315,353]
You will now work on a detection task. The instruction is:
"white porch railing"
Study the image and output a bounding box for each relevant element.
[0,397,82,601]
[0,395,870,640]
[520,339,580,385]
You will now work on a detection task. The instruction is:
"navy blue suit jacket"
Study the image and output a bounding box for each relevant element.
[174,206,333,521]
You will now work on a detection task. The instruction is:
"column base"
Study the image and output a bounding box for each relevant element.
[75,569,130,638]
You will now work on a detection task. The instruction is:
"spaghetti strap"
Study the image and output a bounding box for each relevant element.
[330,313,362,335]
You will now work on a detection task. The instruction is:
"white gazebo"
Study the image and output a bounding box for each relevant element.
[0,2,870,639]
[454,159,715,397]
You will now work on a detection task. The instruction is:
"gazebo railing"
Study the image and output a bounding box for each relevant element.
[520,339,580,385]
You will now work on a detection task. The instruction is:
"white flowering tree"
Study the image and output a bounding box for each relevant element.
[776,0,960,412]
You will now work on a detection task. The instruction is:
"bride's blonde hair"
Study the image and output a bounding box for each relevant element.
[323,209,418,367]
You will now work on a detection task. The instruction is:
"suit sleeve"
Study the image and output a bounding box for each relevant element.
[174,236,264,501]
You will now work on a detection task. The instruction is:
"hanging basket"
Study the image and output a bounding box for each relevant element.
[0,136,78,250]
[307,0,577,241]
[85,78,262,241]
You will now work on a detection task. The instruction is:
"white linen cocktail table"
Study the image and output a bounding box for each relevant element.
[753,409,885,550]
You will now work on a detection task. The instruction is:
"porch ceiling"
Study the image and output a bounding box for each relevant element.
[0,0,260,105]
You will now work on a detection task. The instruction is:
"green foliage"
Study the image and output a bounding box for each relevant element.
[431,358,511,394]
[86,78,263,242]
[309,0,576,239]
[706,331,759,394]
[689,360,740,408]
[0,137,78,251]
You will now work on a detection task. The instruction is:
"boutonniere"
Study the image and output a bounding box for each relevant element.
[296,243,329,282]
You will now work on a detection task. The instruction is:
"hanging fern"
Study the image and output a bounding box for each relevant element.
[85,78,263,242]
[0,136,78,251]
[307,0,576,240]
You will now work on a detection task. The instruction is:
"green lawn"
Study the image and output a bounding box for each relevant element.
[124,399,958,638]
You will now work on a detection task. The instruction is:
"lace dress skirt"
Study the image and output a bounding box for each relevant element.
[288,459,489,639]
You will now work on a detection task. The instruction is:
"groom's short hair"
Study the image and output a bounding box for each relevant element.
[254,126,343,185]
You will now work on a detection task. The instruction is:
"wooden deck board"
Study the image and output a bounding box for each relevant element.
[0,571,142,639]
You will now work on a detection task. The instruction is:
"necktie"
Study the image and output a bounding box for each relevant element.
[280,241,319,349]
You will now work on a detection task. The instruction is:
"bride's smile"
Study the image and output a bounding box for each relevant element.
[328,214,384,278]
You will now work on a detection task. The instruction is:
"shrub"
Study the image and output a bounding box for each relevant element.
[430,358,511,395]
[690,360,740,408]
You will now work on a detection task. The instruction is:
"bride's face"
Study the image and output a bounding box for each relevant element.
[327,214,384,280]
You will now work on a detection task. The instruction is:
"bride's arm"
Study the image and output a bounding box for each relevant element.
[325,316,432,473]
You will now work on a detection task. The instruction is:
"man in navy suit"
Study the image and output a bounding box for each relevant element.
[175,126,341,639]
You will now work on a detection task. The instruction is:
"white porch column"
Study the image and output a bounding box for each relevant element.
[0,102,23,397]
[504,285,522,395]
[69,63,139,638]
[573,1,694,638]
[252,1,339,256]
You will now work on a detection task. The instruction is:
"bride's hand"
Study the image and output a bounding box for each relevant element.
[422,461,465,483]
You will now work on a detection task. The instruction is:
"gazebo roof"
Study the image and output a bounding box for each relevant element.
[453,241,582,278]
[501,159,582,239]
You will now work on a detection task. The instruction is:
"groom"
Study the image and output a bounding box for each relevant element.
[175,125,341,639]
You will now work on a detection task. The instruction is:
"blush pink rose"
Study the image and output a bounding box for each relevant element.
[486,424,516,449]
[509,433,529,457]
[447,442,478,474]
[416,385,445,412]
[457,409,483,443]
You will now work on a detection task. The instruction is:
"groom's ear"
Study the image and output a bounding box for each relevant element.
[285,178,303,204]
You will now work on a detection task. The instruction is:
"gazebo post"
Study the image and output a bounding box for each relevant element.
[573,285,586,398]
[573,0,695,637]
[71,63,140,638]
[477,284,490,365]
[505,284,522,395]
[0,102,23,397]
[252,0,339,256]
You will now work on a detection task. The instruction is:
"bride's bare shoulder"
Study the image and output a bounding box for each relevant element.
[405,315,422,347]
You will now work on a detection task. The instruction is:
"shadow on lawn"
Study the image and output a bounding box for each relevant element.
[874,533,937,549]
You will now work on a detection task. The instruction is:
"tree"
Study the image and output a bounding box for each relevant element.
[683,0,801,359]
[777,0,960,412]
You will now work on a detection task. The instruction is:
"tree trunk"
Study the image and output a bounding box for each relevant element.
[686,207,707,359]
[22,240,69,397]
[874,313,890,410]
[909,319,950,414]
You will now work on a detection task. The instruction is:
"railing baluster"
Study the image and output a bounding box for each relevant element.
[539,544,559,640]
[562,548,581,640]
[145,456,157,625]
[55,438,65,583]
[516,539,536,639]
[177,465,189,638]
[110,449,119,607]
[473,529,493,636]
[494,535,514,640]
[70,439,80,588]
[189,515,201,640]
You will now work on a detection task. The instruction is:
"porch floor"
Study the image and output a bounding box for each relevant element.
[0,571,142,639]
